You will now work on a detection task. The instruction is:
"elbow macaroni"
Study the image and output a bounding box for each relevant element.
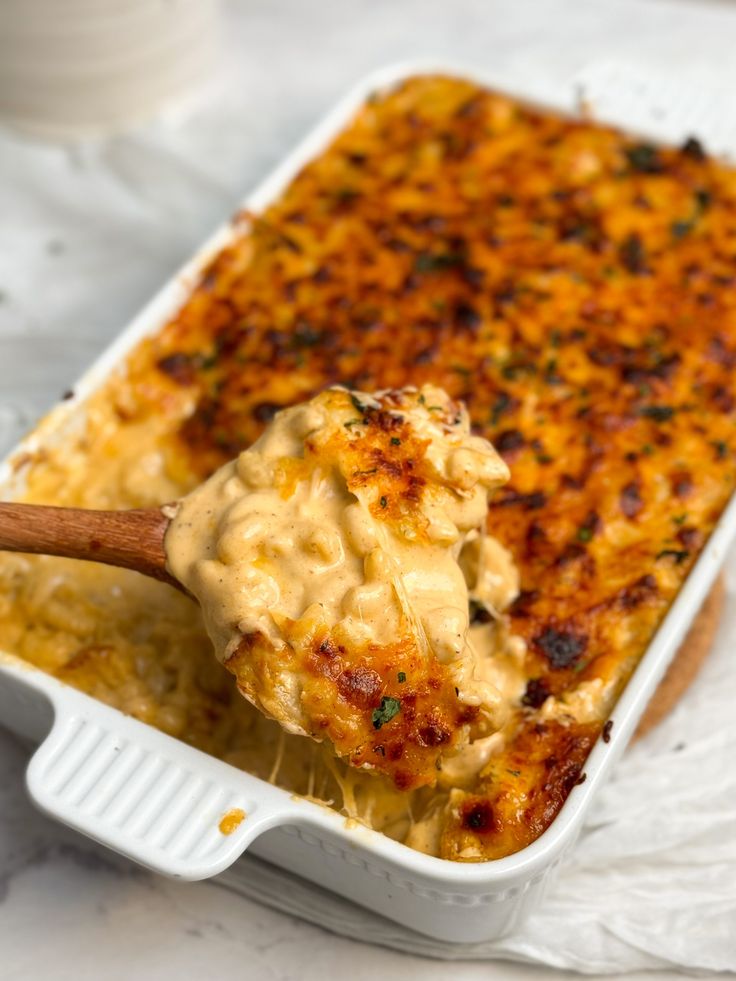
[166,385,521,789]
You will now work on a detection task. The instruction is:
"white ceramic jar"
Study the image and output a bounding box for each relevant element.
[0,0,221,139]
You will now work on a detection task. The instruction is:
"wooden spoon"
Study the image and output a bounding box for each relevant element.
[0,502,178,588]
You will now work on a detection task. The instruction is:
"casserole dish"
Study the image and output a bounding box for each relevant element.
[1,62,734,943]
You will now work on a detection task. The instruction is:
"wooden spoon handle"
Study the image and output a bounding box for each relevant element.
[0,502,178,588]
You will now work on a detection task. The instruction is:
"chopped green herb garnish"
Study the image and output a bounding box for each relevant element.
[380,495,387,508]
[619,233,647,274]
[349,393,367,414]
[418,393,426,405]
[334,187,359,204]
[669,185,712,241]
[639,405,675,422]
[673,513,688,525]
[671,219,694,239]
[390,436,401,446]
[656,548,690,564]
[577,526,593,543]
[506,769,521,777]
[501,359,536,380]
[642,443,654,455]
[291,324,323,348]
[371,696,401,730]
[625,143,662,173]
[397,671,406,683]
[712,440,728,459]
[344,418,363,428]
[451,364,471,377]
[491,392,511,426]
[414,251,463,274]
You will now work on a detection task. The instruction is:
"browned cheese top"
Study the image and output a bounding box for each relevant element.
[7,74,736,861]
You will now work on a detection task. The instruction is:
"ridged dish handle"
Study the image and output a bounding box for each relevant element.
[25,683,293,880]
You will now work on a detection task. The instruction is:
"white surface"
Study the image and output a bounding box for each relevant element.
[2,0,736,977]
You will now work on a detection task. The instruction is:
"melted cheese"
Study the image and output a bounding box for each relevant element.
[166,384,522,786]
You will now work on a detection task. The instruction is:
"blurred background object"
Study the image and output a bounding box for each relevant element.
[0,0,222,139]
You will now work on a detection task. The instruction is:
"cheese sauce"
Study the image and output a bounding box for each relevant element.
[166,385,524,783]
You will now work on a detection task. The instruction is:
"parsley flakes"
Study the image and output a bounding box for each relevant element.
[656,548,690,564]
[638,404,675,422]
[625,143,662,173]
[372,696,401,730]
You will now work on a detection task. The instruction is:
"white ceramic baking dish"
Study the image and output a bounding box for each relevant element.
[1,62,734,945]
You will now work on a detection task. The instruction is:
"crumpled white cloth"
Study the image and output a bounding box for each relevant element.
[2,23,736,970]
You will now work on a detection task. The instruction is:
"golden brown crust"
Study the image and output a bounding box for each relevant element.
[126,75,736,858]
[227,627,472,791]
[441,719,598,861]
[11,74,736,860]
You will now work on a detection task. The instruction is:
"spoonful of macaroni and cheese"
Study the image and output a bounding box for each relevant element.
[0,385,519,789]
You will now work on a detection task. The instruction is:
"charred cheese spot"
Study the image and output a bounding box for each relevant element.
[521,678,550,709]
[336,666,383,709]
[460,799,496,833]
[533,628,587,670]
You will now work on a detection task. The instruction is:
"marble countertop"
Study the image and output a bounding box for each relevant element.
[3,0,736,976]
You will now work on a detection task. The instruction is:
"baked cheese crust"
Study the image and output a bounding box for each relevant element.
[4,74,736,860]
